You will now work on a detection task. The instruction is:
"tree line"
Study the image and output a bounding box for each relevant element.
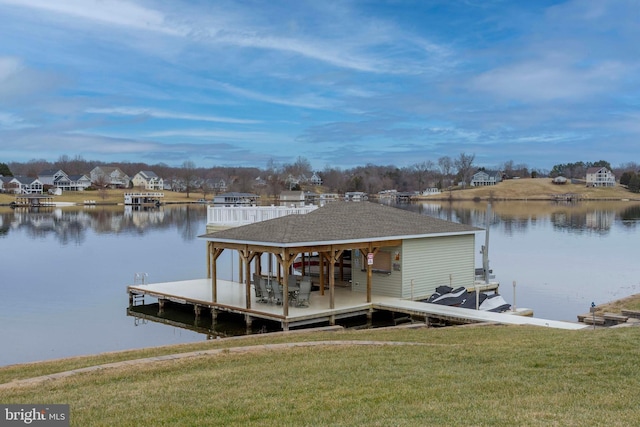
[2,154,637,196]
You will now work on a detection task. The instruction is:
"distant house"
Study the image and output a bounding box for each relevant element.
[279,190,305,207]
[586,167,615,187]
[38,169,67,187]
[213,178,228,192]
[470,170,502,187]
[67,174,92,191]
[213,192,260,206]
[310,172,323,186]
[39,169,91,191]
[132,170,164,190]
[6,176,43,194]
[90,166,130,188]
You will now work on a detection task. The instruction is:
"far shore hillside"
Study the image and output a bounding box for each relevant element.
[0,178,637,206]
[415,177,637,201]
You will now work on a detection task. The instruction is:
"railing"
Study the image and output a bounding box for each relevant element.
[207,205,318,227]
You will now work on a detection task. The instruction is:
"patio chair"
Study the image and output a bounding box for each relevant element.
[271,282,284,305]
[297,278,312,307]
[253,274,265,302]
[258,277,272,303]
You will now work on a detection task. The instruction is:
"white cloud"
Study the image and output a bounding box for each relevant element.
[86,107,261,124]
[471,58,626,102]
[0,112,34,130]
[0,0,182,35]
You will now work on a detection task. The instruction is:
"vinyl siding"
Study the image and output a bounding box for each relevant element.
[350,234,476,299]
[351,246,403,297]
[401,235,475,299]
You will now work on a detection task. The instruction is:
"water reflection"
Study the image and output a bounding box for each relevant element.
[0,205,208,245]
[404,200,640,235]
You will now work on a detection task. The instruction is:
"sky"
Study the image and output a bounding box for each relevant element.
[0,0,639,171]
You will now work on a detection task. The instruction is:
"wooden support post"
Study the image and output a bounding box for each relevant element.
[328,254,335,309]
[210,308,217,326]
[194,305,201,319]
[319,254,325,296]
[158,298,165,315]
[329,315,336,326]
[245,314,252,334]
[244,250,252,310]
[206,242,211,279]
[282,251,291,317]
[128,292,133,307]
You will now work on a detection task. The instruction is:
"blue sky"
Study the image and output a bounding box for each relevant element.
[1,0,638,171]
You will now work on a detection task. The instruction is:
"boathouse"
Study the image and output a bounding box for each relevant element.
[128,201,589,331]
[201,202,480,324]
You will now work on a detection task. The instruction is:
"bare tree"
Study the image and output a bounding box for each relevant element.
[438,156,453,188]
[454,152,475,187]
[181,160,199,198]
[265,158,283,199]
[413,160,434,191]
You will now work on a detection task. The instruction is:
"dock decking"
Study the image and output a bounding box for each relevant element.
[127,278,586,331]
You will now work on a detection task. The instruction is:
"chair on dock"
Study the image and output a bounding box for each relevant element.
[258,277,272,303]
[297,278,312,307]
[271,282,284,305]
[253,274,265,302]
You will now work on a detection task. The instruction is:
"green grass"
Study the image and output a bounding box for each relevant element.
[2,326,640,426]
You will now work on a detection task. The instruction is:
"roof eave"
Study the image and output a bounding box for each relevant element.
[198,229,480,248]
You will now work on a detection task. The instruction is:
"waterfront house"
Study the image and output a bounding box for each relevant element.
[132,170,164,190]
[586,167,615,187]
[39,169,91,192]
[67,174,92,191]
[6,176,43,194]
[90,166,130,188]
[38,169,67,186]
[470,170,502,187]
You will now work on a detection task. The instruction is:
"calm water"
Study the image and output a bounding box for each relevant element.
[1,201,639,366]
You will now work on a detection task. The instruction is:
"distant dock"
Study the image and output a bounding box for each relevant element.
[124,192,164,206]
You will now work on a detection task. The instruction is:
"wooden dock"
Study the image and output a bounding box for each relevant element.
[128,278,585,331]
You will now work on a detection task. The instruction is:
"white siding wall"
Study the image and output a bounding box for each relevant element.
[350,234,476,299]
[351,246,402,297]
[401,235,475,299]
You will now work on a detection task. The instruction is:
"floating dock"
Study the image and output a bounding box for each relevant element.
[127,278,585,331]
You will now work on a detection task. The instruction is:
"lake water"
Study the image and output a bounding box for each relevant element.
[1,200,639,366]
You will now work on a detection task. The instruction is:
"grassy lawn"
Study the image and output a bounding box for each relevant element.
[2,326,639,426]
[420,178,636,201]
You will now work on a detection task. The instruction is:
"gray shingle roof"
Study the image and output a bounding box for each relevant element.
[200,201,481,246]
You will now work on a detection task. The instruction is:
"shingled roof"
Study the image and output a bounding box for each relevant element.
[200,201,481,247]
